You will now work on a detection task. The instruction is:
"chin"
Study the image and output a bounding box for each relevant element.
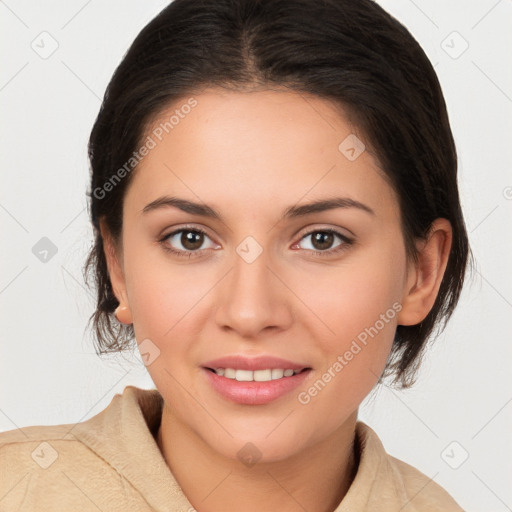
[196,418,314,465]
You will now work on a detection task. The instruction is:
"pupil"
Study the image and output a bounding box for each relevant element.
[313,232,333,250]
[182,231,203,250]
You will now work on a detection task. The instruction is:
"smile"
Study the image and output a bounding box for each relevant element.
[203,366,312,405]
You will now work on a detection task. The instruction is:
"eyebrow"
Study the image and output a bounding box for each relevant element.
[142,195,375,219]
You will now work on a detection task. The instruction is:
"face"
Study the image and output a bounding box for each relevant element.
[107,88,412,462]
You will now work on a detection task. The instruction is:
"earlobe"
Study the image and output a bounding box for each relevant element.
[99,218,133,325]
[114,304,133,325]
[397,218,453,326]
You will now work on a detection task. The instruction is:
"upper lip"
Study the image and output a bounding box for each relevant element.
[202,355,311,372]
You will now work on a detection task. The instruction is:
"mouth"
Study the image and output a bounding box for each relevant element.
[201,356,312,405]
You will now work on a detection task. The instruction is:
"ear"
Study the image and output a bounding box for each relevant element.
[397,218,452,326]
[99,218,132,323]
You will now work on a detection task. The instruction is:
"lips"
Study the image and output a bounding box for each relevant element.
[202,355,312,405]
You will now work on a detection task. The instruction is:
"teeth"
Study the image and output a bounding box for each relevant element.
[235,369,253,382]
[214,368,302,382]
[254,369,272,381]
[271,369,284,379]
[224,368,236,379]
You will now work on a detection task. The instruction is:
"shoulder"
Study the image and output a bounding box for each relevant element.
[386,452,465,511]
[0,422,94,470]
[0,425,142,511]
[0,386,163,511]
[340,421,465,512]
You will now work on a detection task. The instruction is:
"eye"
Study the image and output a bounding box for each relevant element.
[159,226,353,259]
[293,229,353,256]
[159,227,219,258]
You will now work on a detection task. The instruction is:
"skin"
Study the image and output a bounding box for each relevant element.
[101,87,452,512]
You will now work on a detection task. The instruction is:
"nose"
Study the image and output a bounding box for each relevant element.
[214,245,293,339]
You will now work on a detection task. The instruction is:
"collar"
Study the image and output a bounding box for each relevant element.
[72,385,460,512]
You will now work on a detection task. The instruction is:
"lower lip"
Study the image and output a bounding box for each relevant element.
[203,368,311,405]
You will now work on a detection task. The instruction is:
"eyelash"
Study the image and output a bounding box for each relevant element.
[158,226,354,259]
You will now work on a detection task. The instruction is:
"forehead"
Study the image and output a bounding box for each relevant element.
[124,88,397,220]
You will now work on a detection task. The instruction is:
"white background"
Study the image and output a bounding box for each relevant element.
[0,1,511,510]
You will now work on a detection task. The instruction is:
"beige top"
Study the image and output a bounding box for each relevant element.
[0,385,464,511]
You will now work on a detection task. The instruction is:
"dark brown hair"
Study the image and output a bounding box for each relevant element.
[84,0,471,387]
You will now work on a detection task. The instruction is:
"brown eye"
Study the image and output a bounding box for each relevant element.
[180,230,204,250]
[295,229,353,256]
[161,228,218,257]
[310,231,335,251]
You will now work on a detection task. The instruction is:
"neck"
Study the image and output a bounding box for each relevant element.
[156,408,359,512]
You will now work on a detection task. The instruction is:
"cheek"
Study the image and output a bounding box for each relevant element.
[123,249,207,408]
[297,239,405,344]
[295,290,400,433]
[296,242,405,407]
[122,233,208,340]
[328,265,402,346]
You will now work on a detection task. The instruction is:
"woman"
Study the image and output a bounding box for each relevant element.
[0,0,470,510]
